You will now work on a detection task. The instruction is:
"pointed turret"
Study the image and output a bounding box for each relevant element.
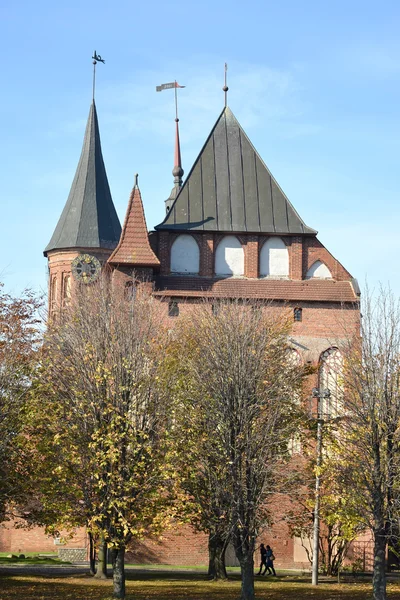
[165,118,184,214]
[156,106,316,235]
[44,101,121,255]
[108,174,160,268]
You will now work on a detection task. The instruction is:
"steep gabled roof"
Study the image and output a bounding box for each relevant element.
[108,176,160,268]
[156,106,316,235]
[44,101,121,255]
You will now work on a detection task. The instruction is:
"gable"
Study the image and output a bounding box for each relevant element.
[156,107,316,236]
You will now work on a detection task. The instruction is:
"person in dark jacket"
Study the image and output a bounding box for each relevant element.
[256,543,267,575]
[264,545,276,576]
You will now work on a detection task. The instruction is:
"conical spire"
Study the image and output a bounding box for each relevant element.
[165,118,184,214]
[108,174,160,267]
[44,101,121,255]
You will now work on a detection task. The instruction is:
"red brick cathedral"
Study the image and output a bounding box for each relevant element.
[0,97,360,567]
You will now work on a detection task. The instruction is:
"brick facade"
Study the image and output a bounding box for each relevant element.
[6,100,360,569]
[4,228,358,568]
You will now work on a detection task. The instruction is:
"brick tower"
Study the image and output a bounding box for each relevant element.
[43,101,121,316]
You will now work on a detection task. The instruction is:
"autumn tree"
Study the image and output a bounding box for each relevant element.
[287,442,365,576]
[171,301,304,600]
[32,278,177,599]
[333,288,400,600]
[0,282,42,521]
[164,325,232,580]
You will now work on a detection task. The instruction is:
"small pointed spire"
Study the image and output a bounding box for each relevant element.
[165,117,184,214]
[108,174,160,267]
[173,118,184,185]
[223,62,229,107]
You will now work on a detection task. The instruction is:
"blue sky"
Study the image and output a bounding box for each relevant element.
[1,0,399,297]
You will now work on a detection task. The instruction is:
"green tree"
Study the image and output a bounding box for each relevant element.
[170,301,304,600]
[287,441,365,576]
[31,279,177,599]
[333,288,400,600]
[0,283,42,522]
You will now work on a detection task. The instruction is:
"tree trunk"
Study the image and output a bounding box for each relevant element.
[88,532,96,576]
[113,547,126,599]
[373,528,387,600]
[239,555,255,600]
[95,536,108,579]
[208,532,228,580]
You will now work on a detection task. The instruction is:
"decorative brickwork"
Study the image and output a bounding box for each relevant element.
[199,234,214,277]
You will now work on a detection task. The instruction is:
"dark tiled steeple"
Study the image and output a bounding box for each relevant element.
[156,106,317,235]
[44,101,121,255]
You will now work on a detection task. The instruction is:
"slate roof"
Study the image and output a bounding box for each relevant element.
[156,106,316,235]
[108,178,160,267]
[44,101,121,255]
[154,276,358,303]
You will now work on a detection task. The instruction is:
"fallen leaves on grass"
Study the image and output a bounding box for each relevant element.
[1,574,400,600]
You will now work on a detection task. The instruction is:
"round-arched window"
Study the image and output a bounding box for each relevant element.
[319,347,343,417]
[215,236,244,276]
[306,261,332,279]
[170,235,200,274]
[260,237,289,278]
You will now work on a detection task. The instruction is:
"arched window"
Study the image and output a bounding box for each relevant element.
[63,274,71,306]
[170,235,200,274]
[215,236,244,276]
[286,347,302,368]
[286,348,302,454]
[319,347,343,418]
[50,276,58,307]
[306,260,332,279]
[260,237,289,278]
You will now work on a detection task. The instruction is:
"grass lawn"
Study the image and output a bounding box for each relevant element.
[1,572,400,599]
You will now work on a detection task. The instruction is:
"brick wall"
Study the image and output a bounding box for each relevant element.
[19,230,359,568]
[0,521,88,555]
[154,232,352,284]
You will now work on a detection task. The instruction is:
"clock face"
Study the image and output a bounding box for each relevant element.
[71,254,101,284]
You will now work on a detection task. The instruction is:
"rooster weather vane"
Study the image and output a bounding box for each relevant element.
[92,51,105,64]
[92,50,105,100]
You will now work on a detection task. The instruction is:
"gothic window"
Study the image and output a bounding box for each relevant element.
[286,347,302,405]
[170,235,200,274]
[294,307,302,322]
[319,347,343,418]
[212,303,220,316]
[50,275,58,308]
[62,274,71,306]
[124,280,136,301]
[259,237,289,278]
[286,347,302,368]
[306,260,332,279]
[168,300,179,317]
[286,347,302,454]
[215,236,244,276]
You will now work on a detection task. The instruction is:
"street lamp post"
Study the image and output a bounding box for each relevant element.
[311,386,330,586]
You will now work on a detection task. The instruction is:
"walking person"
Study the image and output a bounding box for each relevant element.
[256,543,267,575]
[264,545,277,576]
